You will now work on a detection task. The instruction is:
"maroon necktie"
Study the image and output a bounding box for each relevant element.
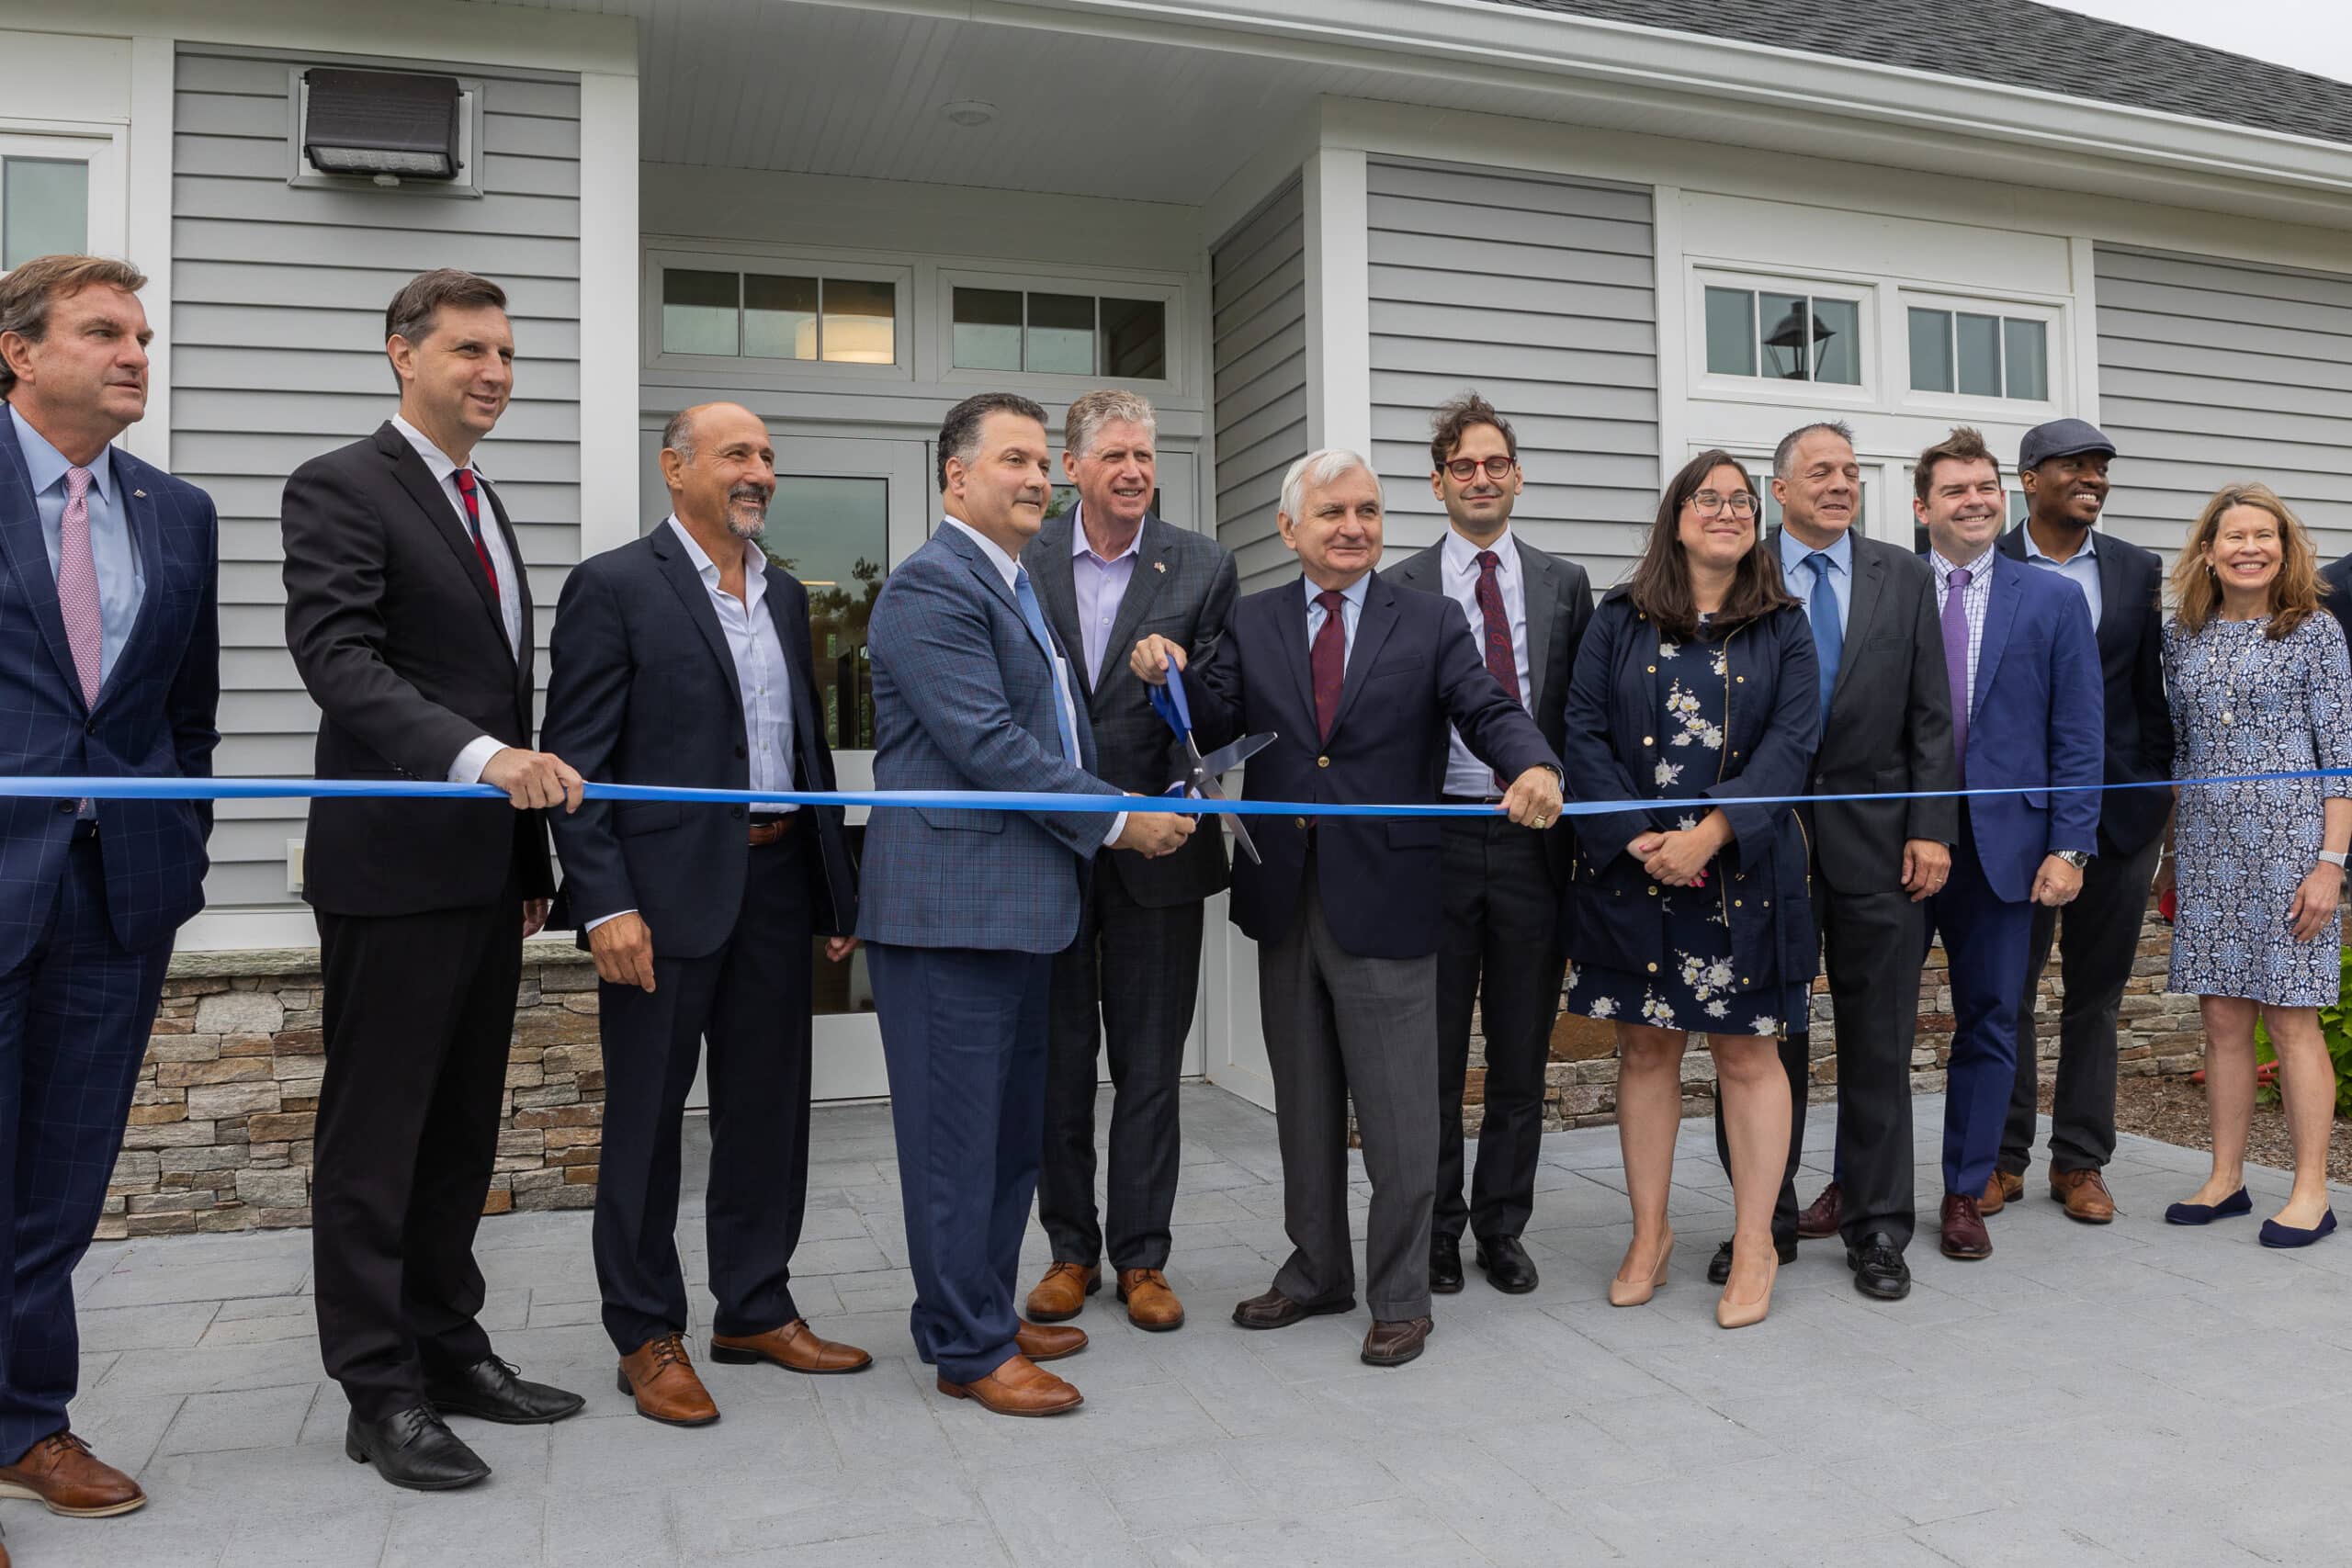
[452,467,501,598]
[1311,588,1346,742]
[1474,550,1521,703]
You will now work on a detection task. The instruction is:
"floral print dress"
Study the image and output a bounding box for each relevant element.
[1562,625,1798,1038]
[2165,612,2352,1007]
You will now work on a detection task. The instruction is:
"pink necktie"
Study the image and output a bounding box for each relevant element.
[58,465,102,706]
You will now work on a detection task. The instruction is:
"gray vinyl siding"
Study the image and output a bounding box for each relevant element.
[1210,181,1307,592]
[1366,159,1658,592]
[171,46,582,909]
[2094,243,2352,561]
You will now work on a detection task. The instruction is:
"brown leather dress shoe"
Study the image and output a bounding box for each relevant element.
[616,1334,719,1427]
[1024,1261,1099,1323]
[709,1318,872,1374]
[1978,1173,2007,1216]
[1939,1192,1993,1260]
[1118,1268,1186,1332]
[1795,1181,1841,1240]
[2052,1168,2117,1224]
[1996,1168,2026,1206]
[0,1430,147,1517]
[938,1353,1082,1416]
[1014,1320,1088,1362]
[1361,1317,1433,1367]
[1231,1285,1355,1330]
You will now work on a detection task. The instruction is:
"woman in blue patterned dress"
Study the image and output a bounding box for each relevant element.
[2162,483,2351,1247]
[1560,451,1819,1326]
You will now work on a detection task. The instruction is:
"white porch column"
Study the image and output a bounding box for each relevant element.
[575,66,640,560]
[1301,145,1372,461]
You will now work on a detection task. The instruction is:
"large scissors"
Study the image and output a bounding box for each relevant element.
[1148,654,1275,865]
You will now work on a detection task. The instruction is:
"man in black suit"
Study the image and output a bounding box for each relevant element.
[542,402,868,1427]
[2323,547,2352,648]
[1386,392,1589,1297]
[1021,391,1236,1334]
[1993,420,2171,1225]
[1733,423,1956,1301]
[283,269,586,1493]
[1132,449,1560,1368]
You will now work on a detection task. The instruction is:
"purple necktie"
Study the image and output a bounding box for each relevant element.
[1941,567,1972,782]
[58,465,102,706]
[1311,589,1346,742]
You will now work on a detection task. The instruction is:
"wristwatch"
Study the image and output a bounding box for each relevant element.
[2054,850,2091,869]
[2321,850,2348,870]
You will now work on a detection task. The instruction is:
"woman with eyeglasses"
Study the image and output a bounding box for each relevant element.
[1559,450,1819,1328]
[2160,482,2350,1247]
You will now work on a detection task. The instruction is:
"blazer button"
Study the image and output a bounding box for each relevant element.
[1646,886,1657,897]
[1295,817,1306,829]
[731,805,745,819]
[734,744,747,760]
[1736,675,1746,683]
[55,799,75,814]
[1645,962,1658,973]
[85,719,99,735]
[1734,898,1743,908]
[1645,664,1656,673]
[1317,756,1329,768]
[1642,735,1654,747]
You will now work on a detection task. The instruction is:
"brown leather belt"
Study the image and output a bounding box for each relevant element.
[747,814,798,848]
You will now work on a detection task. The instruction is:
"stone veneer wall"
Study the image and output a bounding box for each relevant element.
[102,940,602,1241]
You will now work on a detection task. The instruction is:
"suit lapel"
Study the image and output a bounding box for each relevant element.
[95,469,166,710]
[1516,537,1557,719]
[378,423,512,664]
[1827,546,1886,713]
[1972,554,2024,724]
[1096,514,1172,694]
[939,522,1052,673]
[478,477,533,718]
[651,525,745,714]
[0,414,85,711]
[2093,534,2128,657]
[761,565,823,784]
[1029,518,1083,685]
[1328,572,1399,739]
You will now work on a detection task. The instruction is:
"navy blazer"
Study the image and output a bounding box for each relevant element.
[1186,569,1559,961]
[540,525,856,956]
[2321,552,2352,658]
[1951,550,2104,900]
[0,409,220,972]
[1560,593,1818,996]
[856,522,1121,953]
[1996,523,2171,856]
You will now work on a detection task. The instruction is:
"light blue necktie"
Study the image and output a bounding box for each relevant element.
[1804,553,1843,723]
[1012,565,1080,763]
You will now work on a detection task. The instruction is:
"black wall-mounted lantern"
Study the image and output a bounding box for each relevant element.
[301,69,463,180]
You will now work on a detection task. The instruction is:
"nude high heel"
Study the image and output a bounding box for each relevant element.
[1608,1231,1673,1307]
[1715,1247,1778,1330]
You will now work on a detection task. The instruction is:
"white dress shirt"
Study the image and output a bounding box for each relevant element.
[2021,525,2103,630]
[1929,542,1999,719]
[1439,528,1534,798]
[390,414,525,785]
[1069,502,1144,686]
[940,515,1125,847]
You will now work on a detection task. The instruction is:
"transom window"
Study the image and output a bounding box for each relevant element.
[661,268,896,364]
[1908,308,2048,401]
[951,288,1166,378]
[1704,286,1862,386]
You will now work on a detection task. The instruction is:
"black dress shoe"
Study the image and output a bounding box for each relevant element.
[345,1406,490,1492]
[1846,1232,1912,1301]
[1706,1235,1798,1285]
[1473,1235,1539,1294]
[1429,1238,1464,1294]
[423,1357,587,1425]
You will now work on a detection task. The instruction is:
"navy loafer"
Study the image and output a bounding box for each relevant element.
[2164,1189,2252,1226]
[2258,1210,2337,1248]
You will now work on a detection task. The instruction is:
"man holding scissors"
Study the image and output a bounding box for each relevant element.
[1021,392,1238,1335]
[1133,448,1560,1369]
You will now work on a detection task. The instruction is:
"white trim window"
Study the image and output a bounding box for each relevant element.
[645,247,913,379]
[1693,268,1873,403]
[937,268,1180,390]
[0,127,124,273]
[1901,292,2061,409]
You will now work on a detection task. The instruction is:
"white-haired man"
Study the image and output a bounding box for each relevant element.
[1132,449,1560,1368]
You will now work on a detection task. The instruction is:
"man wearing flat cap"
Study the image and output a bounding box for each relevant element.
[1990,419,2171,1226]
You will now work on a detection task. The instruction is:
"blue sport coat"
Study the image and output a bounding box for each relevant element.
[856,522,1121,953]
[0,410,220,971]
[1186,569,1560,961]
[1950,550,2104,901]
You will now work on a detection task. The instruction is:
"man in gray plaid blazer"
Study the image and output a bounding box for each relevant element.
[1022,391,1237,1337]
[859,392,1193,1419]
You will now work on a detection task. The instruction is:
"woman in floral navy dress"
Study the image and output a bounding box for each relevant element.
[1560,450,1819,1328]
[2161,482,2351,1247]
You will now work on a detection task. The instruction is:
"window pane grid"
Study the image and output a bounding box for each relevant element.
[1704,285,1859,385]
[1906,305,2048,401]
[951,287,1166,377]
[662,265,897,364]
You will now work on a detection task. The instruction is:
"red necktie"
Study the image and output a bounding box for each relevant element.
[1474,550,1521,703]
[451,467,500,598]
[1311,589,1346,743]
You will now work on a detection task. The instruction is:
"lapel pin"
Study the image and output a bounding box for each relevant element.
[133,489,146,499]
[1153,560,1167,572]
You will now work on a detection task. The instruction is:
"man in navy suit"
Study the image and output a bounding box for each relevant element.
[1133,449,1560,1368]
[858,392,1193,1418]
[0,255,218,1518]
[1912,427,2102,1262]
[543,403,869,1427]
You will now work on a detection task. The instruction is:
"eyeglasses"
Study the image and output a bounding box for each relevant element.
[1689,491,1759,518]
[1442,456,1517,482]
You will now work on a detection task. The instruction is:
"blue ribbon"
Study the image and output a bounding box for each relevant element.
[1,768,2343,817]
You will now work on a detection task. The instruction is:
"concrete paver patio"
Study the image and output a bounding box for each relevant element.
[24,1086,2352,1567]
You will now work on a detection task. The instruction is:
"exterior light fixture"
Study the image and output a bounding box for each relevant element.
[302,69,463,180]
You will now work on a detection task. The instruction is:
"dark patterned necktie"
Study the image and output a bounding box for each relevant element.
[452,467,501,598]
[1474,550,1521,703]
[1312,589,1346,742]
